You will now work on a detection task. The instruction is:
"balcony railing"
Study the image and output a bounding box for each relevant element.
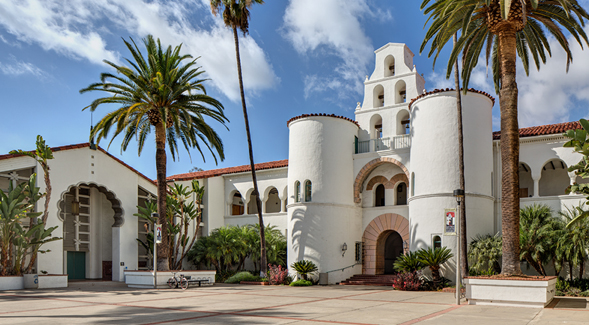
[355,134,411,154]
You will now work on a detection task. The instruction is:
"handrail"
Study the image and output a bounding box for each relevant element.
[324,263,360,274]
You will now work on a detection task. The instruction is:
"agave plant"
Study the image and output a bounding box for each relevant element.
[291,260,318,280]
[417,247,453,283]
[393,251,425,273]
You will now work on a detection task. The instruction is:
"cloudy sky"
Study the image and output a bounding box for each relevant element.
[1,0,589,179]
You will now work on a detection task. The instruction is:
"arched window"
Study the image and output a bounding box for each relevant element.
[433,235,442,249]
[304,180,312,202]
[519,162,533,198]
[396,183,407,205]
[375,184,385,207]
[294,181,300,203]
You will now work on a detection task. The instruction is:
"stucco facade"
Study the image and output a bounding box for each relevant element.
[1,43,586,284]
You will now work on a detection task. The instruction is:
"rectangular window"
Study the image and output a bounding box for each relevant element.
[355,241,362,264]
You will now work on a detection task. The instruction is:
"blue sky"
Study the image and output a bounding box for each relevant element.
[1,0,589,180]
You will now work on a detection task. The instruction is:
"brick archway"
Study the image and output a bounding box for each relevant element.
[354,157,409,203]
[362,213,409,275]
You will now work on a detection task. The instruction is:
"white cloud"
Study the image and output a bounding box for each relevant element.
[281,0,375,103]
[0,0,278,102]
[0,57,49,79]
[516,25,589,127]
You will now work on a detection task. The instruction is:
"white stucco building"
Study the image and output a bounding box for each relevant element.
[1,43,586,284]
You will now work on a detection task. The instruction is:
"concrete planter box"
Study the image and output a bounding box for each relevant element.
[24,274,68,289]
[38,275,68,289]
[125,270,216,288]
[465,276,557,308]
[0,276,24,291]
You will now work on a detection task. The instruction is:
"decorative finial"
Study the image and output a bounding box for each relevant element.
[356,102,361,109]
[365,75,369,81]
[423,89,427,94]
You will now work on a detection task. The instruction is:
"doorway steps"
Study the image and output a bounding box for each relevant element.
[339,274,396,286]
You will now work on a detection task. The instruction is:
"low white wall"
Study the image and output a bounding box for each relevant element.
[125,270,216,289]
[0,276,24,291]
[38,275,68,289]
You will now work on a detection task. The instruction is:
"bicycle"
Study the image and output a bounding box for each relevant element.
[167,272,189,290]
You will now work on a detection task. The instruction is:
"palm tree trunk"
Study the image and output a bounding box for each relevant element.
[155,121,170,271]
[569,260,574,280]
[41,163,51,225]
[580,258,584,279]
[498,26,522,276]
[453,34,469,277]
[232,26,268,276]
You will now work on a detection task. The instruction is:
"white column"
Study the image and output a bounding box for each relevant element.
[532,175,541,198]
[569,173,577,195]
[112,227,121,282]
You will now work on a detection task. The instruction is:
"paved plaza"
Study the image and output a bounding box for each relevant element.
[0,282,588,324]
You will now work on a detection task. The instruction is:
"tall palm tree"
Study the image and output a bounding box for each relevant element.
[80,35,228,271]
[421,0,589,275]
[452,34,469,277]
[210,0,268,275]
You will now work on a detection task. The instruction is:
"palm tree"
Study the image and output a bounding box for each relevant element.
[421,0,589,275]
[559,204,589,279]
[519,204,562,275]
[468,233,503,275]
[210,0,268,275]
[417,247,454,284]
[80,35,228,271]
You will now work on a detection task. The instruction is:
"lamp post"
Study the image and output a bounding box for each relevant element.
[453,189,464,305]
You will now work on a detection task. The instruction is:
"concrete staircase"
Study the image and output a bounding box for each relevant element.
[339,274,396,286]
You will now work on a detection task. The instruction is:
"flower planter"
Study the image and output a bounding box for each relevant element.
[0,276,24,291]
[124,270,216,288]
[464,276,557,308]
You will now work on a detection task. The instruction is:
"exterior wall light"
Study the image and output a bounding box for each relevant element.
[342,242,348,257]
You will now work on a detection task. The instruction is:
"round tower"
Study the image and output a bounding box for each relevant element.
[287,114,360,284]
[408,89,495,255]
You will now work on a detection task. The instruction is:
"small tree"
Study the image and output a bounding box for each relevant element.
[417,247,453,284]
[136,179,205,270]
[564,119,589,226]
[519,204,562,276]
[291,260,318,281]
[468,234,502,275]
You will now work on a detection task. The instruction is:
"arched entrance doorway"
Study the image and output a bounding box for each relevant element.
[383,231,403,274]
[362,213,409,275]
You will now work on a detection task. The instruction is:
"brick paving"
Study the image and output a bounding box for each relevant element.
[0,282,587,324]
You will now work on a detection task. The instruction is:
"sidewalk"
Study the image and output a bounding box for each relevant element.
[0,282,587,324]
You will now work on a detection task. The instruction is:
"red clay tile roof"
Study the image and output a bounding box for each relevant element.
[167,159,289,181]
[493,121,581,140]
[287,114,359,128]
[0,142,155,185]
[408,88,496,110]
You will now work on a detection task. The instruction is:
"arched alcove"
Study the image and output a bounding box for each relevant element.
[396,110,410,135]
[374,184,385,207]
[384,55,395,77]
[540,159,569,197]
[373,84,385,107]
[519,162,533,198]
[247,191,259,214]
[396,182,407,205]
[265,187,281,213]
[370,114,383,139]
[395,80,407,104]
[231,191,245,215]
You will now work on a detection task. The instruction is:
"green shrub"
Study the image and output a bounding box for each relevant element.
[225,271,259,284]
[289,279,312,286]
[417,247,453,284]
[216,270,236,283]
[569,287,582,296]
[468,233,502,275]
[556,277,570,292]
[555,290,564,297]
[291,260,318,280]
[580,290,589,297]
[393,251,424,273]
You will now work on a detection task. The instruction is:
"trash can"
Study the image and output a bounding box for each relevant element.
[319,273,328,286]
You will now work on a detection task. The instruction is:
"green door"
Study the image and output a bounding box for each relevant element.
[67,251,86,280]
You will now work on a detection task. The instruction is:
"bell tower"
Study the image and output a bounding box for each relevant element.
[354,44,425,145]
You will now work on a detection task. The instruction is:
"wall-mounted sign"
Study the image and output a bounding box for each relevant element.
[155,224,162,244]
[444,209,456,235]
